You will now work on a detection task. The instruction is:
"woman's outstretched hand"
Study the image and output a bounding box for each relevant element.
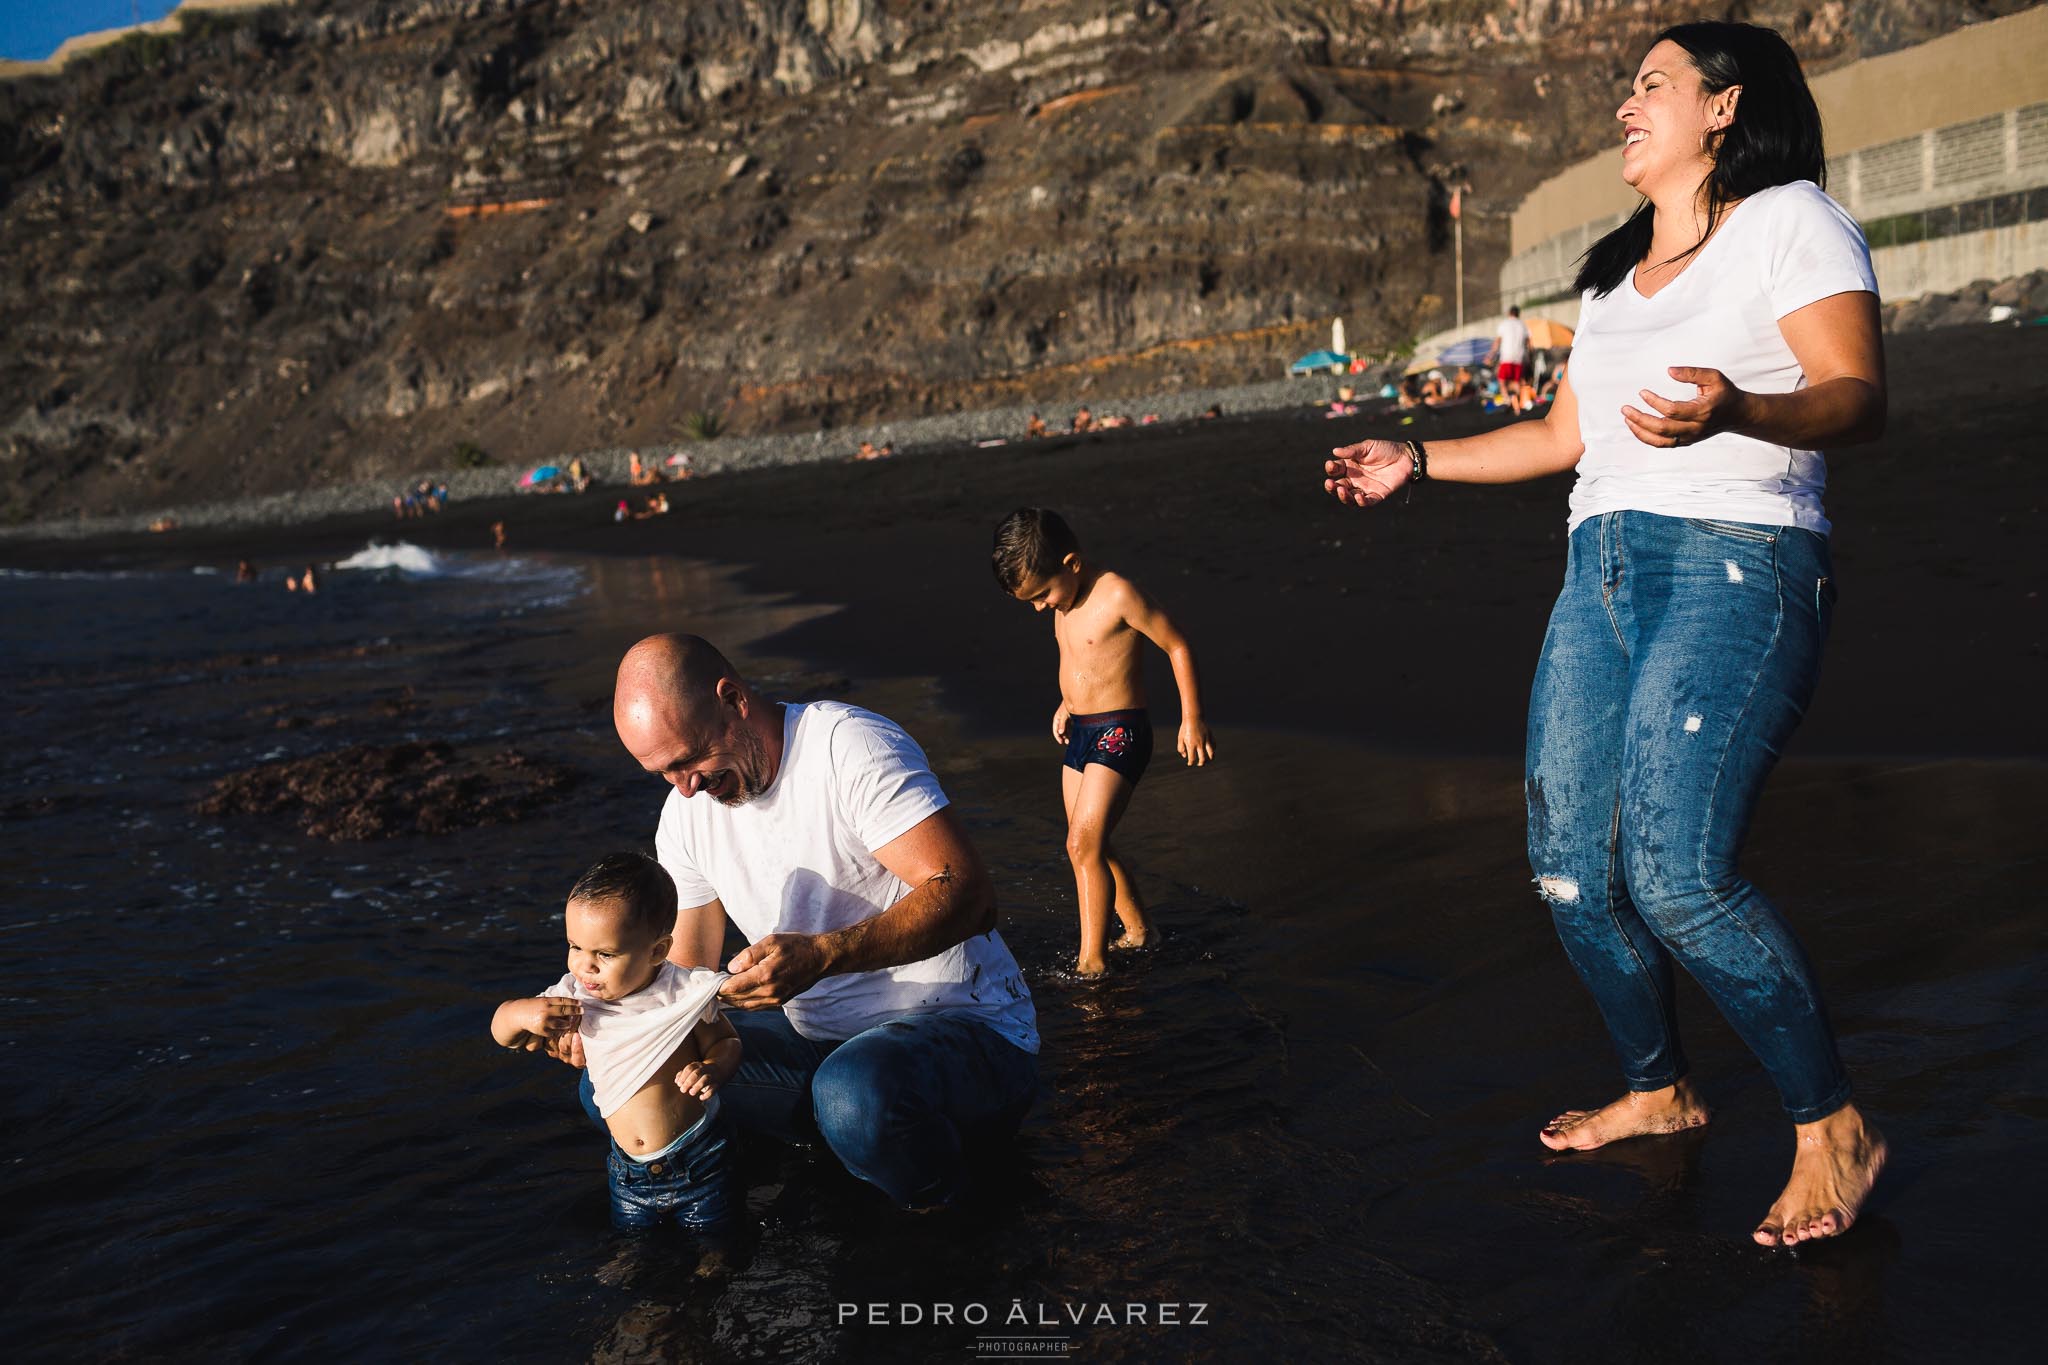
[1324,439,1413,508]
[1622,366,1754,448]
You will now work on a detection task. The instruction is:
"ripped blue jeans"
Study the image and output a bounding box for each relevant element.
[1525,511,1851,1123]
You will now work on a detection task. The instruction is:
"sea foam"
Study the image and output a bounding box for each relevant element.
[333,542,440,575]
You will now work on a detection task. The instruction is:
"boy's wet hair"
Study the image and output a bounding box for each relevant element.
[991,507,1080,592]
[569,851,678,940]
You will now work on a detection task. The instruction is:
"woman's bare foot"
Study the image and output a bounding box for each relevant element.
[1539,1079,1711,1152]
[1753,1104,1887,1248]
[1075,954,1109,978]
[1109,929,1148,951]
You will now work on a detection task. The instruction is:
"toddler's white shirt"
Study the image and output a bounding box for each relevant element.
[542,962,727,1118]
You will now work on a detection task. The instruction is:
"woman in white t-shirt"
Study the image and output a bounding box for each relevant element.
[1323,22,1887,1248]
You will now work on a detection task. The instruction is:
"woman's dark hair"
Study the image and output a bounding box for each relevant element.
[1573,22,1825,298]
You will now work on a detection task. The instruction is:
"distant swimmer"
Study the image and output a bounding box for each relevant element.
[991,508,1213,977]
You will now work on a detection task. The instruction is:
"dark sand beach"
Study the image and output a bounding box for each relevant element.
[2,323,2044,1361]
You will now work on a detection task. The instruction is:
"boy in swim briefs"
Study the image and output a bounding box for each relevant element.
[491,851,741,1234]
[992,508,1215,976]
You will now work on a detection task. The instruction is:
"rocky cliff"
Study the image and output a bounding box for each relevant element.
[0,0,2025,519]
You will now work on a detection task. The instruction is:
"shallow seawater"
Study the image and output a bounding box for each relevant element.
[2,545,2042,1362]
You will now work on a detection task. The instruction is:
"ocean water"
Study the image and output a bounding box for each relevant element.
[0,545,1304,1362]
[3,542,2041,1363]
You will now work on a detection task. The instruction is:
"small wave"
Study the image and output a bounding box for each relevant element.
[325,540,588,612]
[333,542,441,575]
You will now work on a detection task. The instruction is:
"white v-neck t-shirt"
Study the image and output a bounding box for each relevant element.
[654,701,1038,1052]
[1566,180,1877,535]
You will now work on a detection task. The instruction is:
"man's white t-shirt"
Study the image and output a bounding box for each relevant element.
[1566,180,1877,534]
[1495,315,1530,366]
[655,701,1038,1053]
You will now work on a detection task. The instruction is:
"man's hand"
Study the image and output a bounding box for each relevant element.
[1178,716,1214,767]
[674,1061,721,1101]
[1324,439,1414,507]
[1622,366,1754,448]
[721,932,830,1010]
[1051,701,1072,745]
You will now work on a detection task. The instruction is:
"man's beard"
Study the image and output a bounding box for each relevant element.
[717,721,773,806]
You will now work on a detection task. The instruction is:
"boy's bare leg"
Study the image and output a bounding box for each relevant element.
[1061,768,1148,949]
[1062,763,1137,976]
[1105,849,1150,949]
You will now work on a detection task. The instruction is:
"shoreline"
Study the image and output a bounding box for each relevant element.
[6,322,2043,760]
[0,371,1368,543]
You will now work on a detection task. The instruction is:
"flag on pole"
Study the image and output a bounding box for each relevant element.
[1449,186,1462,220]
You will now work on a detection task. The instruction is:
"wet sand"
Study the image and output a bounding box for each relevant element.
[15,325,2042,757]
[4,322,2045,1359]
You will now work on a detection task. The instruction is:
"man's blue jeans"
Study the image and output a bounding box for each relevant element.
[581,1010,1038,1208]
[1526,511,1851,1123]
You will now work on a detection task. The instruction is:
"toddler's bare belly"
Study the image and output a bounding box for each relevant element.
[604,1037,708,1155]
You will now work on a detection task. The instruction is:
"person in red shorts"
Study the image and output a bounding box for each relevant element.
[1487,304,1532,398]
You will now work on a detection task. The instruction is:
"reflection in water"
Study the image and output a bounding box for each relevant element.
[580,554,839,650]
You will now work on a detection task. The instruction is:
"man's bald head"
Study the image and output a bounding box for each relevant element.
[614,634,779,803]
[614,633,740,734]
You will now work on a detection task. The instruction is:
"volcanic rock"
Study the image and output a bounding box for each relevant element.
[0,0,2026,522]
[196,738,578,840]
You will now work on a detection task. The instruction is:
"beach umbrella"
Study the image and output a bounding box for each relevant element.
[1523,317,1575,349]
[1403,353,1444,376]
[1436,336,1493,367]
[1290,348,1351,374]
[520,464,561,486]
[1331,317,1347,357]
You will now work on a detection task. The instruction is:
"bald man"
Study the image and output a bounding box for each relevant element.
[593,634,1038,1208]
